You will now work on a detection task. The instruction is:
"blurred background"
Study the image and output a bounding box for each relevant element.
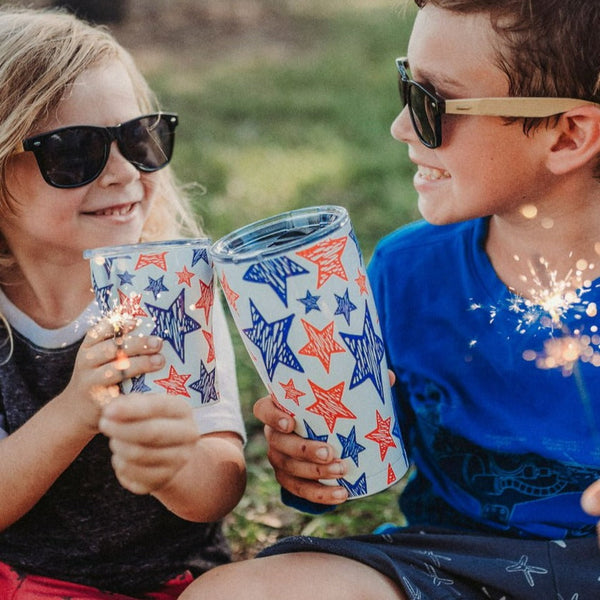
[26,0,419,558]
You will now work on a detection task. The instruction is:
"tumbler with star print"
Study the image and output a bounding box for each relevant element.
[84,238,219,408]
[211,205,409,498]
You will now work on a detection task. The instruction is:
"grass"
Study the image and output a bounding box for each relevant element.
[123,0,420,558]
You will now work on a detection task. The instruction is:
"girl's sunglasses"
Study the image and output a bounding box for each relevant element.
[396,57,599,149]
[14,112,178,188]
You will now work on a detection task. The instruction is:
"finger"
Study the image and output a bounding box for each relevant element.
[275,471,348,505]
[84,316,137,346]
[254,396,295,432]
[581,479,600,515]
[109,437,189,468]
[111,454,172,495]
[267,446,346,481]
[266,427,338,464]
[102,393,192,422]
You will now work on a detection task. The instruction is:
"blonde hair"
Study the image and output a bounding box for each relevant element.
[0,5,203,274]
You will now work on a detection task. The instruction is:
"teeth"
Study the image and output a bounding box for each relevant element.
[418,166,450,181]
[95,204,133,216]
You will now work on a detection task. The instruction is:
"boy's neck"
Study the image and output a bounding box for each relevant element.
[486,201,600,300]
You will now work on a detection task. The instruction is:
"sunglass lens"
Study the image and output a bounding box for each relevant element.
[36,128,107,187]
[409,84,437,147]
[119,115,175,172]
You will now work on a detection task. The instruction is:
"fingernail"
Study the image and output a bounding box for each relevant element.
[148,336,162,349]
[316,447,330,460]
[278,418,290,431]
[332,488,348,500]
[150,354,164,366]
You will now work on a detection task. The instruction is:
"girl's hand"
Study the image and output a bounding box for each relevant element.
[253,395,349,505]
[62,318,165,432]
[98,393,200,495]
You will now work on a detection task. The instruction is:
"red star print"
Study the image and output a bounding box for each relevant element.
[306,380,356,433]
[387,463,397,485]
[271,391,296,417]
[154,365,191,397]
[176,265,195,286]
[117,290,148,318]
[220,274,239,312]
[298,319,345,373]
[135,252,168,271]
[354,268,369,295]
[279,378,306,405]
[296,236,348,288]
[194,279,214,323]
[365,410,397,461]
[203,330,215,363]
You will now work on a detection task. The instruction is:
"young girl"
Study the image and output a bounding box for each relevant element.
[0,6,245,599]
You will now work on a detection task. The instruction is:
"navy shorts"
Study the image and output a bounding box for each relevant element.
[258,526,600,599]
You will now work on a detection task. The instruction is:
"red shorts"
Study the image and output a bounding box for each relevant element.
[0,561,194,599]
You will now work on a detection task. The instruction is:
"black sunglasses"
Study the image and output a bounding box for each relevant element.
[396,57,598,148]
[15,112,178,188]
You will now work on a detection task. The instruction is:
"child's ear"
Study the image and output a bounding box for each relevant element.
[545,105,600,175]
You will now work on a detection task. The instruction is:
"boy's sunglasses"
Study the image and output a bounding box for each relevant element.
[14,112,178,188]
[396,57,599,149]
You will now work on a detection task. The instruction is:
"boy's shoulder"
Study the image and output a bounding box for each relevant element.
[373,218,483,261]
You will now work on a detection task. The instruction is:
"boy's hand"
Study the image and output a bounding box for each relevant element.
[62,318,165,432]
[253,395,349,505]
[98,393,200,495]
[581,480,600,544]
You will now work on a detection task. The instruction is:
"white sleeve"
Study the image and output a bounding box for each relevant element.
[192,293,246,442]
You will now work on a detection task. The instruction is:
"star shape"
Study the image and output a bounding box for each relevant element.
[303,421,329,442]
[337,472,367,498]
[339,302,386,403]
[296,236,348,288]
[243,301,304,381]
[387,464,397,485]
[334,288,357,325]
[92,275,113,313]
[298,319,345,373]
[146,289,201,362]
[189,361,219,404]
[203,330,215,363]
[117,290,148,318]
[336,426,365,467]
[192,247,209,266]
[243,257,309,307]
[297,290,321,313]
[136,252,168,271]
[306,379,356,433]
[354,269,369,295]
[194,278,214,324]
[117,270,135,286]
[176,265,195,287]
[129,374,152,393]
[154,365,191,397]
[219,274,239,312]
[144,275,169,300]
[365,410,397,461]
[279,378,306,405]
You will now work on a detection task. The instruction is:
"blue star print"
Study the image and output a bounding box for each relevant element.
[92,275,113,313]
[117,270,135,286]
[304,420,329,443]
[243,300,304,381]
[145,289,201,362]
[297,290,321,314]
[144,275,169,300]
[192,247,209,266]
[129,374,152,393]
[337,426,366,467]
[337,473,368,497]
[189,361,218,404]
[243,257,309,307]
[339,302,386,403]
[334,288,357,325]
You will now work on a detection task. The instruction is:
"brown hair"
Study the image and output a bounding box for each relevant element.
[414,0,600,114]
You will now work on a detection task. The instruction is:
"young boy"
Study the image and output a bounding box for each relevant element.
[181,0,600,598]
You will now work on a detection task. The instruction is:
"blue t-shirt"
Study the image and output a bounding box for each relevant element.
[367,217,600,539]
